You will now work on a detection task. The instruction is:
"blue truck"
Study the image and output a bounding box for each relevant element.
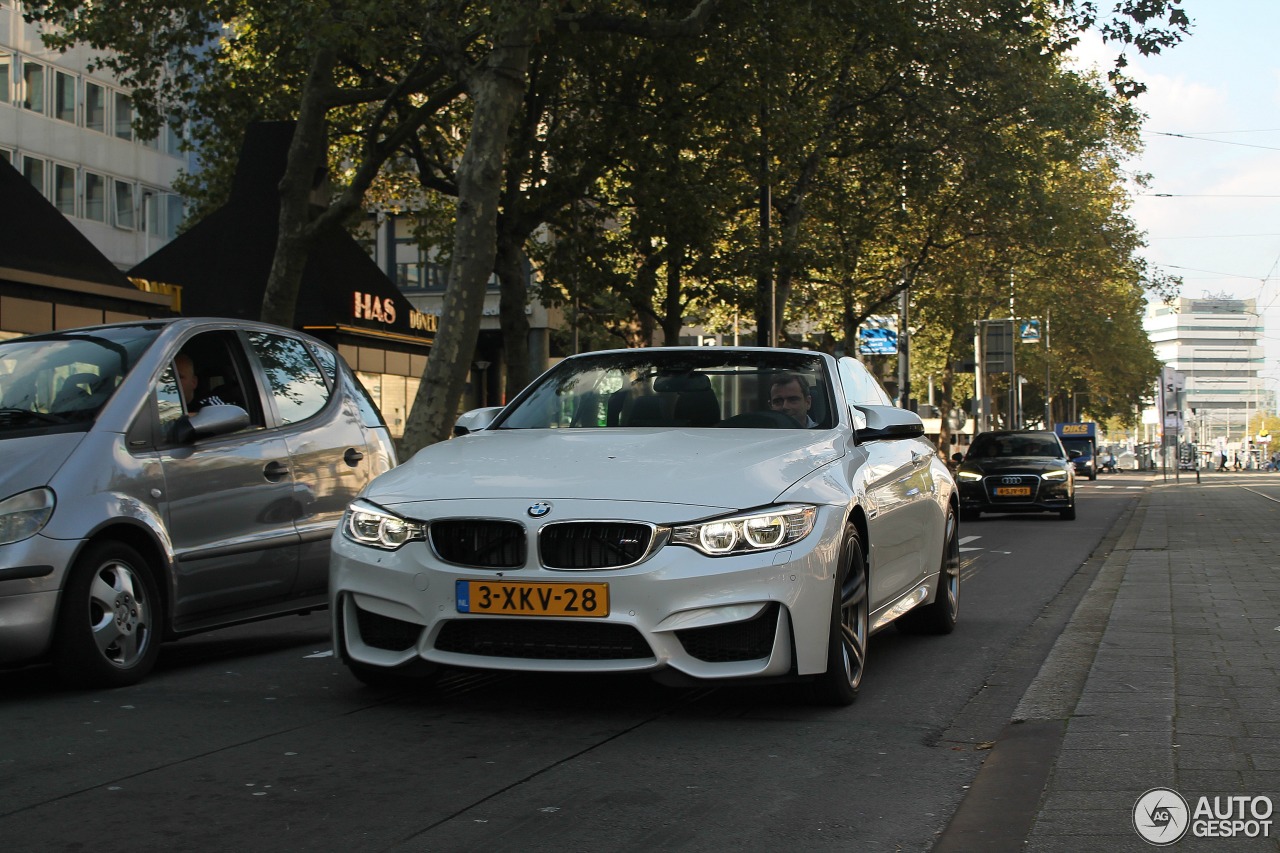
[1055,422,1097,481]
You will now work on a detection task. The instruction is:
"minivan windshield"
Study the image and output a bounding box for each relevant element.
[0,325,163,430]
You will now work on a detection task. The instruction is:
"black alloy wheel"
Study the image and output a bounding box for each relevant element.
[809,525,869,706]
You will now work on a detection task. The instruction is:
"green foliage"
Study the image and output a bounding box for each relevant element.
[22,0,1191,441]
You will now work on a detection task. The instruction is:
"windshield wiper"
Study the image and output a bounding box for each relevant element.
[0,408,67,425]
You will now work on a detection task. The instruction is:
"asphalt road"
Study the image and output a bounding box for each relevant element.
[0,473,1150,853]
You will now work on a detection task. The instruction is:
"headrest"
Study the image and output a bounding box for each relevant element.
[653,373,712,393]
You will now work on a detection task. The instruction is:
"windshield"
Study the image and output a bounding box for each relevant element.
[0,325,163,430]
[968,433,1065,459]
[496,350,835,430]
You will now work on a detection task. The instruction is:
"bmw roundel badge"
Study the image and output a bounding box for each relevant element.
[528,501,552,518]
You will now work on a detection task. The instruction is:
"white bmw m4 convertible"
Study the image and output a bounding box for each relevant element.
[330,347,959,705]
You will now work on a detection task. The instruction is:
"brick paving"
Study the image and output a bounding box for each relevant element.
[1020,473,1280,852]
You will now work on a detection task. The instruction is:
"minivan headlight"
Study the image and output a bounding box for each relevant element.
[342,500,424,551]
[0,488,55,546]
[671,505,817,556]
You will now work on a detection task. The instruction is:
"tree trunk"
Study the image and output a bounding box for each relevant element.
[496,235,533,396]
[659,246,683,345]
[400,17,535,454]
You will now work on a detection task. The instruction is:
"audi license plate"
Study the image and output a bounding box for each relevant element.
[994,486,1032,497]
[456,580,609,617]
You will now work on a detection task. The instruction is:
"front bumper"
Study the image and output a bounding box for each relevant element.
[958,476,1072,514]
[0,534,80,665]
[329,500,846,681]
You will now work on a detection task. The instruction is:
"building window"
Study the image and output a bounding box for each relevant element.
[85,81,106,132]
[0,53,11,105]
[165,193,184,239]
[0,149,11,164]
[396,262,423,290]
[113,178,135,229]
[22,155,46,197]
[164,121,182,156]
[54,70,76,123]
[113,91,132,140]
[84,172,106,221]
[22,60,45,113]
[54,163,76,216]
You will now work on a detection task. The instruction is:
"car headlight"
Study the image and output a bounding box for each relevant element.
[671,505,817,556]
[0,488,55,546]
[1042,469,1068,481]
[342,499,425,551]
[957,470,982,481]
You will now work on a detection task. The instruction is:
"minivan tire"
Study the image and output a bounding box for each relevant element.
[54,541,161,688]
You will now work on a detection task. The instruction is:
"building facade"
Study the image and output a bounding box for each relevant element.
[1144,296,1274,443]
[1,0,187,271]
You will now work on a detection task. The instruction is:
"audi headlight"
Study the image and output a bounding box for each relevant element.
[957,470,982,481]
[671,505,817,556]
[1042,469,1068,481]
[0,488,55,546]
[342,500,424,550]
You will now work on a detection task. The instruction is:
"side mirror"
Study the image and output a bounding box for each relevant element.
[1068,449,1083,459]
[853,404,925,444]
[174,404,250,444]
[453,406,503,436]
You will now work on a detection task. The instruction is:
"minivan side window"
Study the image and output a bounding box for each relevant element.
[155,364,184,438]
[247,333,329,425]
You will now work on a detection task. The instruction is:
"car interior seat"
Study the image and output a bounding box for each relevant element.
[620,395,667,427]
[673,387,721,426]
[808,384,829,428]
[50,372,102,413]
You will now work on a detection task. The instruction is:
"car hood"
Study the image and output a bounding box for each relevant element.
[370,428,847,511]
[963,457,1069,475]
[0,432,84,496]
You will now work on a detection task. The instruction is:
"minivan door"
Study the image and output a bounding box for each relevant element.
[244,332,369,600]
[151,338,300,628]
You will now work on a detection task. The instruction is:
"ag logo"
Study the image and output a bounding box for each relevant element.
[1134,787,1189,845]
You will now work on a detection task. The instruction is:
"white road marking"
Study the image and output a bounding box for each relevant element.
[959,535,982,552]
[304,650,333,659]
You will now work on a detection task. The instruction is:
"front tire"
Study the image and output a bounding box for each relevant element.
[808,525,869,706]
[53,541,161,688]
[897,506,960,635]
[1060,503,1077,520]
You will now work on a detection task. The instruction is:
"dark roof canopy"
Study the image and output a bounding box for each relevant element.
[131,121,432,343]
[0,157,137,289]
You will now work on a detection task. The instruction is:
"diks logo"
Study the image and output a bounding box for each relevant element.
[1134,788,1190,845]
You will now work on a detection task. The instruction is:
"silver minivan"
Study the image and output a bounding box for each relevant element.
[0,318,397,687]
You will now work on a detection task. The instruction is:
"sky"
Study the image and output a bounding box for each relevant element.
[1074,0,1280,394]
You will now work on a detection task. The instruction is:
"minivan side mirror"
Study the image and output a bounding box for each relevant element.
[174,404,251,444]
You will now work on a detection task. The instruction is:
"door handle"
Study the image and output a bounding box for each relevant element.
[344,448,365,467]
[263,460,290,481]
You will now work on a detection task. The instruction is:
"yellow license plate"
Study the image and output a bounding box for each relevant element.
[995,487,1032,497]
[456,580,609,617]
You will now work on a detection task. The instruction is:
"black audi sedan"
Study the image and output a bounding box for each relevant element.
[956,429,1076,521]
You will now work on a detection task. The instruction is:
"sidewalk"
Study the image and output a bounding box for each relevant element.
[942,472,1280,852]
